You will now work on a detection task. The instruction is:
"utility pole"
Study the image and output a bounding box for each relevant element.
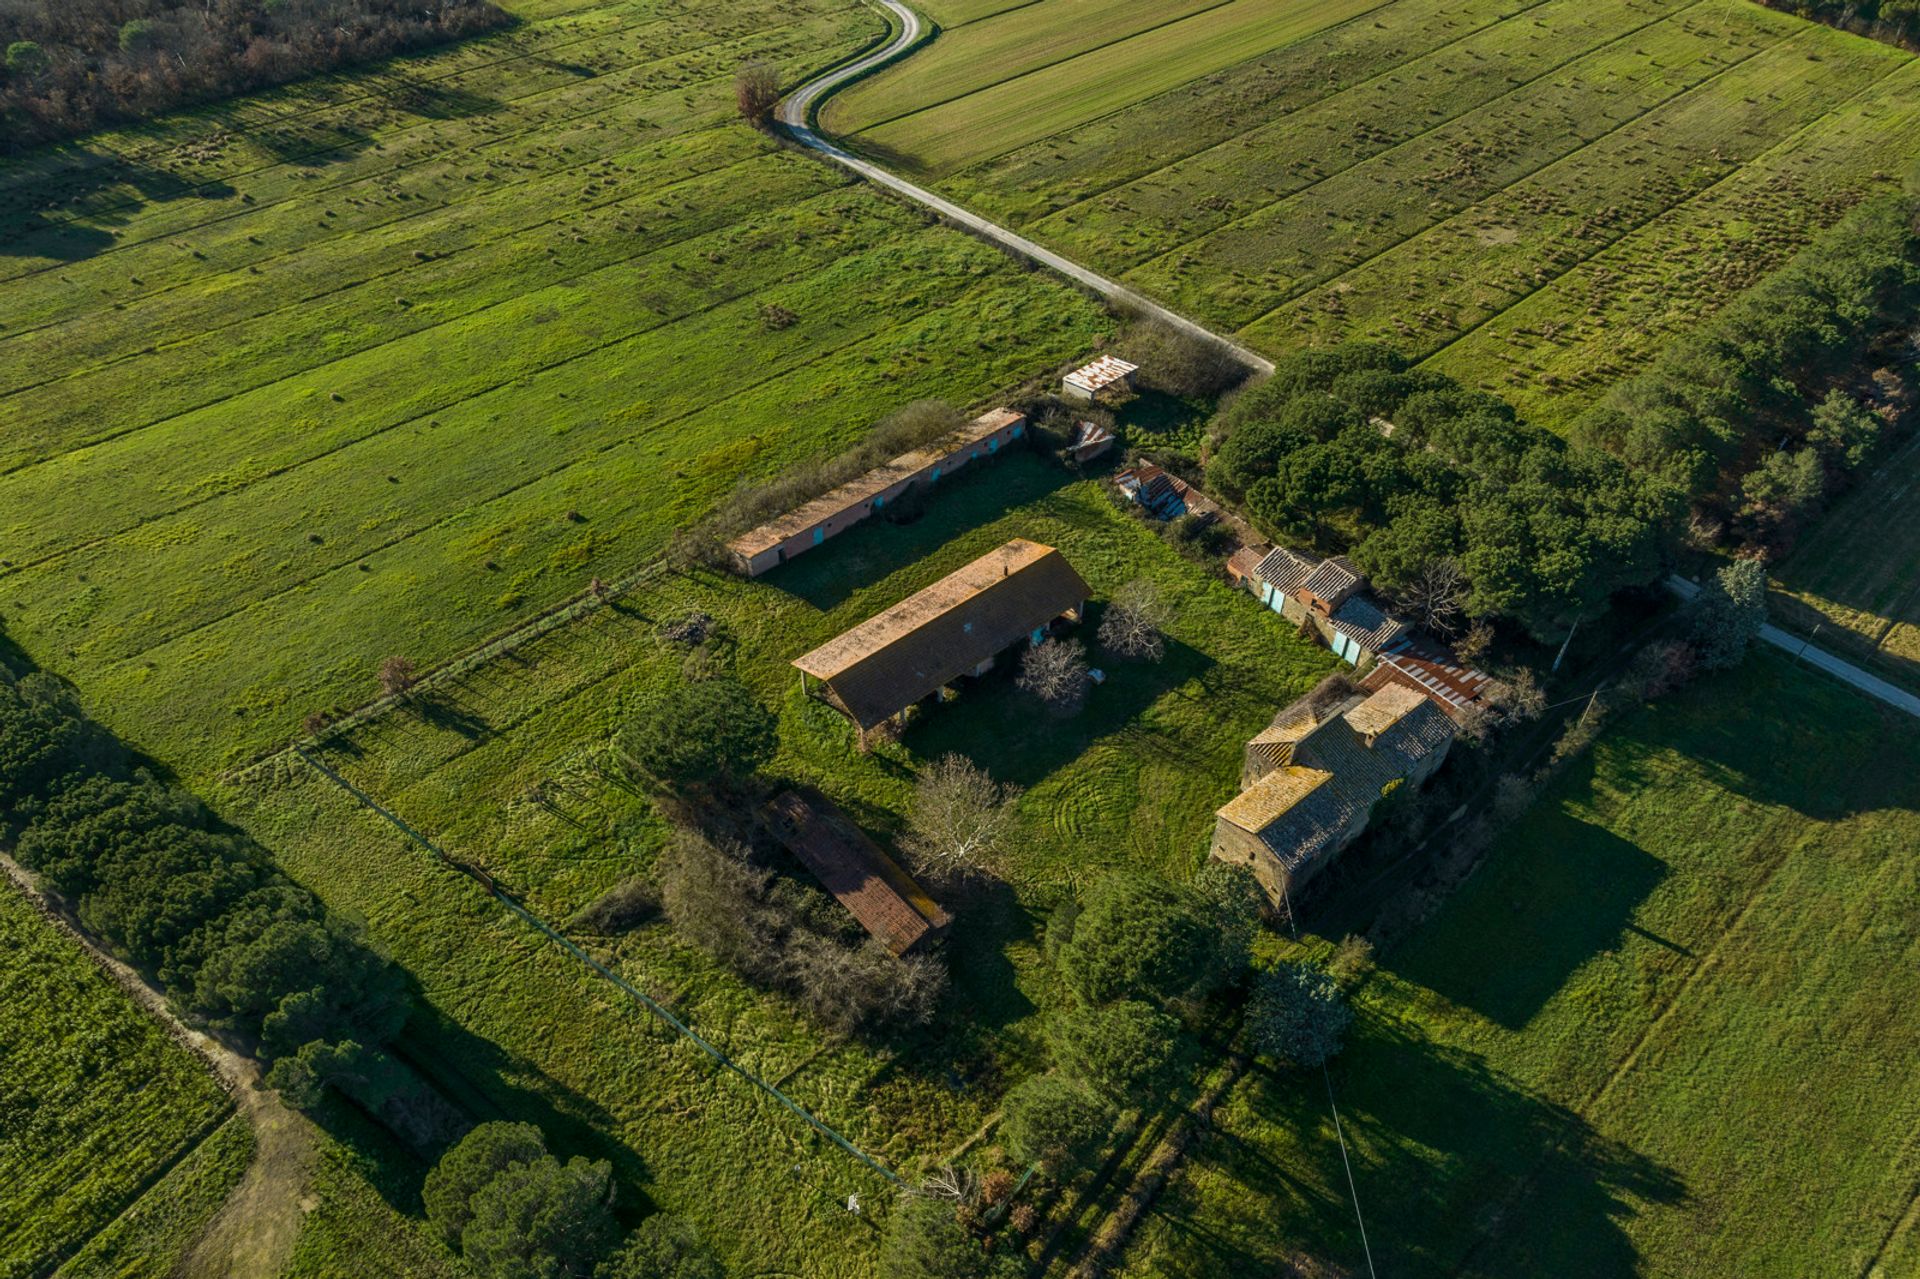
[1551,613,1581,673]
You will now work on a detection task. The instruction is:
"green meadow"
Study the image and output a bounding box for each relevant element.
[0,0,1110,777]
[1116,648,1920,1277]
[833,0,1920,428]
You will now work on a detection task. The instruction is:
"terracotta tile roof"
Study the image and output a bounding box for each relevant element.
[763,792,950,956]
[1225,545,1267,582]
[792,539,1089,730]
[730,409,1024,560]
[1219,686,1454,873]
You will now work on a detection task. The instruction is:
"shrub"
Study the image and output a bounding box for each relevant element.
[999,1074,1117,1172]
[1048,1000,1181,1098]
[569,877,661,936]
[1247,964,1352,1068]
[1116,318,1249,399]
[596,1215,723,1279]
[881,1193,992,1279]
[616,677,776,788]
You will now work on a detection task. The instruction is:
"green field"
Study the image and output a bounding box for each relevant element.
[54,1115,254,1279]
[1114,648,1920,1277]
[224,450,1333,1276]
[0,885,232,1279]
[830,0,1920,428]
[0,0,1110,778]
[1771,430,1920,694]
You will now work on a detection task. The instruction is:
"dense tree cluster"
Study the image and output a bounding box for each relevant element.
[655,826,946,1037]
[1572,195,1920,551]
[0,666,422,1132]
[0,0,510,147]
[616,677,777,790]
[1753,0,1920,49]
[1208,344,1674,640]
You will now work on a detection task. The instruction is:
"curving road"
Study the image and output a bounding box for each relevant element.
[778,0,1275,376]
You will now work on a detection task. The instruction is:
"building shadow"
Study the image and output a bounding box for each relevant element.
[1145,1020,1685,1278]
[1385,815,1667,1030]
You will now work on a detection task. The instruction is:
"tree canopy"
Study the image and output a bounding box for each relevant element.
[616,677,777,787]
[1048,999,1181,1098]
[426,1122,619,1278]
[1054,873,1218,1005]
[1247,964,1352,1069]
[999,1074,1116,1172]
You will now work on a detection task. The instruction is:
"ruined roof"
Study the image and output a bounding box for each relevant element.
[1328,593,1409,653]
[1064,355,1139,394]
[792,539,1089,729]
[1253,546,1319,596]
[1225,545,1267,582]
[1362,640,1493,716]
[762,791,950,956]
[730,409,1024,560]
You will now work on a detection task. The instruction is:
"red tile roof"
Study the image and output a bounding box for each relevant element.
[762,791,951,956]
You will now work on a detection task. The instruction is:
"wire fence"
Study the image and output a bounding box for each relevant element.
[292,746,906,1188]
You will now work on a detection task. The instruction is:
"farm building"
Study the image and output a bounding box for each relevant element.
[1062,355,1138,403]
[1362,638,1492,719]
[727,408,1028,576]
[792,539,1089,744]
[1211,683,1455,905]
[1247,548,1409,665]
[762,791,951,956]
[1113,463,1217,522]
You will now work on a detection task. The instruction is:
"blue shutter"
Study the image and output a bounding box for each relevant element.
[812,526,824,546]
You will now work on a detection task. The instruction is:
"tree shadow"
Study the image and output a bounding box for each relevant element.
[0,147,235,261]
[410,689,493,742]
[1149,1020,1685,1278]
[1384,816,1668,1030]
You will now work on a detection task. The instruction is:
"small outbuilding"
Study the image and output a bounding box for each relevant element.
[1062,355,1138,404]
[1067,420,1116,464]
[762,791,951,956]
[792,539,1089,744]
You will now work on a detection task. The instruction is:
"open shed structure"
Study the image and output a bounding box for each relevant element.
[762,791,950,956]
[792,539,1089,744]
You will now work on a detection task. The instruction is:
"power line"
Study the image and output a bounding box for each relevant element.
[1281,881,1380,1279]
[292,747,905,1188]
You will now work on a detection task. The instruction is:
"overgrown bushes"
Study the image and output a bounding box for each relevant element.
[0,0,511,148]
[0,664,422,1135]
[655,827,946,1037]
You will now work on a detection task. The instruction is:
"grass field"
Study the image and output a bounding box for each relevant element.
[223,449,1333,1275]
[1770,429,1920,695]
[54,1116,254,1279]
[830,0,1920,428]
[0,885,232,1279]
[1113,648,1920,1277]
[0,0,1111,778]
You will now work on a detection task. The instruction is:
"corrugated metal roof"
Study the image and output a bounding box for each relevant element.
[1064,355,1139,393]
[1254,546,1318,595]
[1363,641,1493,714]
[1301,555,1362,602]
[1328,593,1409,652]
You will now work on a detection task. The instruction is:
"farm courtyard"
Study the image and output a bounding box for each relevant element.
[2,0,1918,1274]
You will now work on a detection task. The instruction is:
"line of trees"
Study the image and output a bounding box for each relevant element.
[1570,193,1920,553]
[0,663,450,1143]
[1,0,511,148]
[1752,0,1920,49]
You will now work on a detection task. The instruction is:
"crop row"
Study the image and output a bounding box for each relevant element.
[0,887,229,1279]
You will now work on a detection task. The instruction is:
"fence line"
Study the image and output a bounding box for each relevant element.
[291,746,906,1188]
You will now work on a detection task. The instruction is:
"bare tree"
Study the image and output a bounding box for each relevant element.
[1017,638,1089,712]
[1401,559,1466,638]
[735,60,780,130]
[904,753,1023,871]
[378,655,417,698]
[1096,579,1169,661]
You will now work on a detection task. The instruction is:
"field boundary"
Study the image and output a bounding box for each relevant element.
[290,746,908,1188]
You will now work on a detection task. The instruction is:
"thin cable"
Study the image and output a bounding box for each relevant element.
[1281,880,1380,1279]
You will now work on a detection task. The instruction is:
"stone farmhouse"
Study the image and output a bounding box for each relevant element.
[1210,683,1455,905]
[1244,548,1411,666]
[727,408,1028,577]
[791,539,1089,745]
